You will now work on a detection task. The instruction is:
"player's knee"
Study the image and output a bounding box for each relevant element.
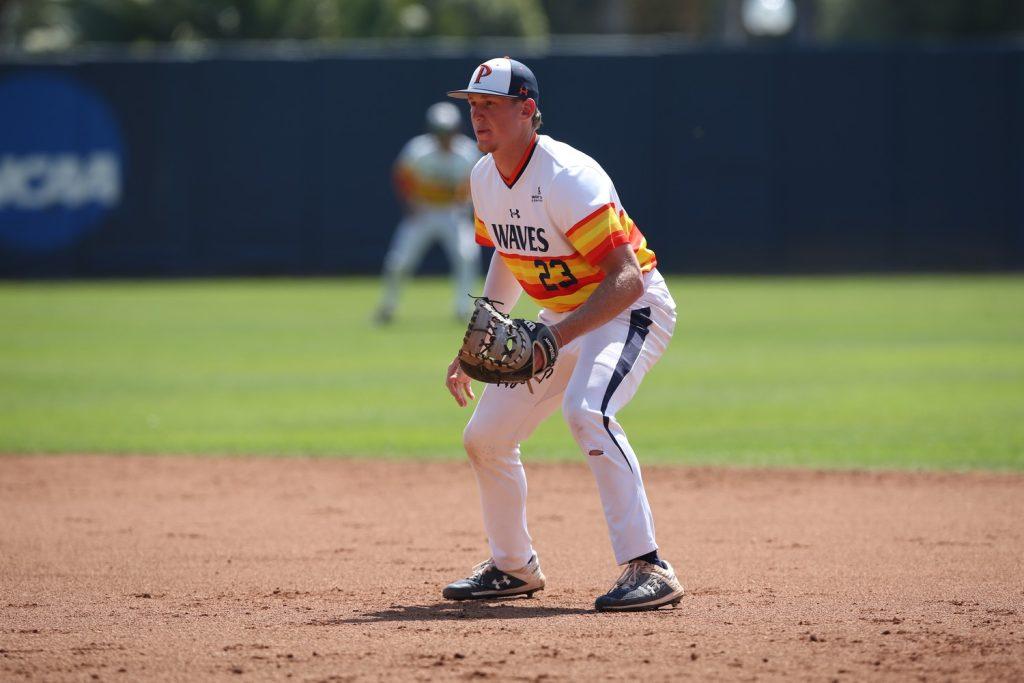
[562,398,604,444]
[463,420,516,465]
[462,420,492,463]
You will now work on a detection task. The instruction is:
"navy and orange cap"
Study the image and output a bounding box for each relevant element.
[447,57,540,107]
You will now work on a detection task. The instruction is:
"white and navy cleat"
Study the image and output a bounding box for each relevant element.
[442,555,546,600]
[594,559,685,612]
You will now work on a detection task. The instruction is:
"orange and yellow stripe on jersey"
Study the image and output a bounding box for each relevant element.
[474,214,493,247]
[566,203,656,271]
[497,251,605,312]
[477,204,657,313]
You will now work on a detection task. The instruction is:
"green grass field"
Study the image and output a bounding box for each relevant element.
[1,276,1022,470]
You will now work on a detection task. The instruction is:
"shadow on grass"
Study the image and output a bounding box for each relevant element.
[328,599,591,624]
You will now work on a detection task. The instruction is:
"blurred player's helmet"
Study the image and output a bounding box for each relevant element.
[426,102,461,134]
[447,57,540,107]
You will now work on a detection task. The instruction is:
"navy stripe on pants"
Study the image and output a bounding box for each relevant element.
[599,307,653,473]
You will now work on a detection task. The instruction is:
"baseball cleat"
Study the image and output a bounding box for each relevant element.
[594,559,685,612]
[442,555,545,600]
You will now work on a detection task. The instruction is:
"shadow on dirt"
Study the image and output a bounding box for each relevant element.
[329,600,592,624]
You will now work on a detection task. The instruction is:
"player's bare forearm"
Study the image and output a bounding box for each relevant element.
[549,244,643,346]
[481,252,523,311]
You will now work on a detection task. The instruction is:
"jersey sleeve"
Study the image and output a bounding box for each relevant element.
[550,166,632,266]
[473,214,494,247]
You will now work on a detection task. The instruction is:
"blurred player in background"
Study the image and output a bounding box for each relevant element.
[374,102,481,324]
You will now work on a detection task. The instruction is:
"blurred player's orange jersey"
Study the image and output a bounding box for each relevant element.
[470,134,656,313]
[393,133,479,207]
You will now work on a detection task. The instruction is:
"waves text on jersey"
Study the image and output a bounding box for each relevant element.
[491,222,549,252]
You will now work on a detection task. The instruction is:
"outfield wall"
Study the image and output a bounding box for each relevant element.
[1,44,1022,276]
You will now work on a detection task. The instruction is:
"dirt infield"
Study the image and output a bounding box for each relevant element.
[1,456,1022,681]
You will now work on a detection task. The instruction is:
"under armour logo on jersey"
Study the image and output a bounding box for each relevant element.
[510,208,520,218]
[474,64,493,83]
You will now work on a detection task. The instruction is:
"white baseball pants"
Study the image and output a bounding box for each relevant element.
[380,206,479,318]
[462,269,677,571]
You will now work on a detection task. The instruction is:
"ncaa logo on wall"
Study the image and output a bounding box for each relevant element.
[0,73,124,251]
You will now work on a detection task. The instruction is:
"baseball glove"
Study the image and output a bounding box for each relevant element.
[458,297,559,387]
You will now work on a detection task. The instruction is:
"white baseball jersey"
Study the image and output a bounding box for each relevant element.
[394,133,479,209]
[470,134,657,313]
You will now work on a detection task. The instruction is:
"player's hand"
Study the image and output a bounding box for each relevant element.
[445,356,476,408]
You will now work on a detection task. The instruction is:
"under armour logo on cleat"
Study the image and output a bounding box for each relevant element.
[492,576,512,590]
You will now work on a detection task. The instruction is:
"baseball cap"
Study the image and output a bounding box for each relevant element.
[425,101,461,133]
[447,57,540,107]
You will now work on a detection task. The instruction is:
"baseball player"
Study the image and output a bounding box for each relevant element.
[374,102,481,324]
[441,58,684,612]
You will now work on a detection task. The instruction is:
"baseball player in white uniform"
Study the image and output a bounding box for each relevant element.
[441,58,685,612]
[375,102,481,324]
